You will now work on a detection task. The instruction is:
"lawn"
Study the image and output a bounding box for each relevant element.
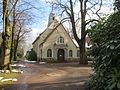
[0,72,20,87]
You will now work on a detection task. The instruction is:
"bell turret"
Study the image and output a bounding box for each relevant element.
[48,12,55,27]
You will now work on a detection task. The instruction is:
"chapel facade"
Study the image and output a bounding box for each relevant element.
[32,12,81,62]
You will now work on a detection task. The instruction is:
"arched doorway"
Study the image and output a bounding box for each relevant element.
[57,49,65,62]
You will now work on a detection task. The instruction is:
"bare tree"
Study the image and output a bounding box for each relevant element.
[10,7,32,62]
[13,19,31,61]
[1,0,33,69]
[0,0,19,69]
[53,0,103,64]
[9,0,38,62]
[10,1,16,63]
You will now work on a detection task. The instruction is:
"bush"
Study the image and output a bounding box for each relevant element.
[88,12,120,90]
[27,49,37,61]
[17,52,23,58]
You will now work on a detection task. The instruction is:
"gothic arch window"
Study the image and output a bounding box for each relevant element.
[58,36,64,44]
[69,50,73,57]
[47,49,52,57]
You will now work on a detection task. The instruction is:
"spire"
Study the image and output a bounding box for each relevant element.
[47,2,56,27]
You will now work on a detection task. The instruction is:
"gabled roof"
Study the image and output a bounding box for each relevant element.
[32,32,42,44]
[72,39,79,47]
[32,20,59,45]
[32,19,79,48]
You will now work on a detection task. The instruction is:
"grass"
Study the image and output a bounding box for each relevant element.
[0,72,20,87]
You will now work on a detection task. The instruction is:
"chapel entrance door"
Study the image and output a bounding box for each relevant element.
[57,49,65,62]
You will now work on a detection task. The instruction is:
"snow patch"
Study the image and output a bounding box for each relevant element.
[11,64,26,67]
[39,62,47,64]
[24,60,36,63]
[1,78,18,82]
[0,70,10,73]
[11,69,23,73]
[0,77,4,80]
[0,69,23,74]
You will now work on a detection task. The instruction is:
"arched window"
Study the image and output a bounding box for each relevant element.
[69,50,73,57]
[58,36,64,44]
[77,50,80,57]
[47,49,52,57]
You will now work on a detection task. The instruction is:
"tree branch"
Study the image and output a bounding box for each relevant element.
[8,0,19,16]
[85,19,100,26]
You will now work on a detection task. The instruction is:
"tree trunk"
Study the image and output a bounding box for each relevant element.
[79,39,87,64]
[10,31,14,63]
[10,7,16,63]
[13,36,19,61]
[79,0,88,64]
[14,45,17,61]
[0,0,12,70]
[69,0,88,64]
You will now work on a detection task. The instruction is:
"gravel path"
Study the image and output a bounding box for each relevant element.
[2,61,93,90]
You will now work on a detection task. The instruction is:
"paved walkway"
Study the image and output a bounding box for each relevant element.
[2,61,93,90]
